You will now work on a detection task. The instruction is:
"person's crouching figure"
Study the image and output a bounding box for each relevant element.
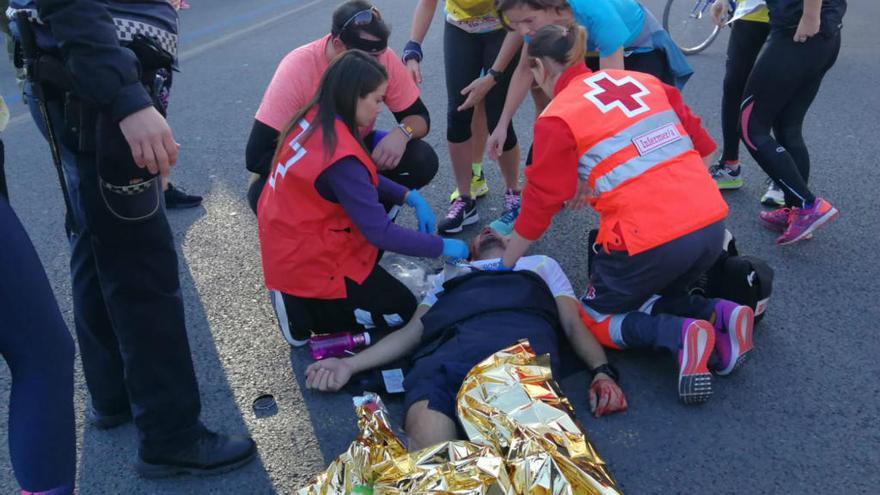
[257,51,469,346]
[305,227,626,451]
[501,25,756,405]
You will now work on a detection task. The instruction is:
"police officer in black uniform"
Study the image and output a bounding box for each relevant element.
[18,0,256,477]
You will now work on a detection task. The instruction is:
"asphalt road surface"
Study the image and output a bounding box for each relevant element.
[1,0,878,493]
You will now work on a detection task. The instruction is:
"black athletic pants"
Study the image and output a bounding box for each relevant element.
[741,29,842,208]
[272,262,417,343]
[585,48,674,85]
[443,22,517,150]
[720,20,769,162]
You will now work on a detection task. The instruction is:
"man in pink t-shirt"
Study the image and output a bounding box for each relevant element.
[245,0,438,213]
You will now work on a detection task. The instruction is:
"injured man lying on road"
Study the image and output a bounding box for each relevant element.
[305,227,628,451]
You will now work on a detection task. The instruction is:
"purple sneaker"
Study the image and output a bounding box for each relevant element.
[759,207,792,233]
[776,198,838,245]
[711,300,755,376]
[678,319,715,404]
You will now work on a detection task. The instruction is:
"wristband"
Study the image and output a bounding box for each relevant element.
[486,68,502,83]
[590,363,619,383]
[402,40,423,63]
[397,122,414,140]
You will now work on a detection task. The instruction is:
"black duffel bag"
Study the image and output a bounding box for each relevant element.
[690,233,774,323]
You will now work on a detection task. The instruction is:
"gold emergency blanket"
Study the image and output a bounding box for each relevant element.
[298,341,622,494]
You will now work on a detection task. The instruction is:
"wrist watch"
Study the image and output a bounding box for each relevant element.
[590,363,619,382]
[397,122,414,140]
[486,68,502,83]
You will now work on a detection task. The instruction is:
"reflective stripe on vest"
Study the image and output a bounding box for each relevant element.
[577,109,694,195]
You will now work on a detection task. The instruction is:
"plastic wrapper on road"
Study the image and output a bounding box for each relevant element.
[298,341,622,494]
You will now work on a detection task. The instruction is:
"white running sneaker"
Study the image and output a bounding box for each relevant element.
[761,179,785,207]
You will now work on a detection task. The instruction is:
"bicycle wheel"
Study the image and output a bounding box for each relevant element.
[662,0,722,55]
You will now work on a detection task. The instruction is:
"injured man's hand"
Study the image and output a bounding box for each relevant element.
[306,358,355,392]
[589,374,628,417]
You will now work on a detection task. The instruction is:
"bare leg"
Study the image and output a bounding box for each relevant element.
[404,400,458,451]
[498,145,520,191]
[471,101,488,169]
[449,140,474,198]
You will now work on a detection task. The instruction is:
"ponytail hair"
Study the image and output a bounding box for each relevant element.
[527,24,587,70]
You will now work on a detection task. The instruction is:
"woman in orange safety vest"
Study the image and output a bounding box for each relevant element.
[499,25,755,404]
[257,51,468,346]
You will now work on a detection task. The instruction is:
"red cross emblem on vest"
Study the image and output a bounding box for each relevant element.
[582,72,651,118]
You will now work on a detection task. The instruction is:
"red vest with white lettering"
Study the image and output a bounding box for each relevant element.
[257,109,378,299]
[541,69,728,255]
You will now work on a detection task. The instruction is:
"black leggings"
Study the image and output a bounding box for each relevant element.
[276,262,418,339]
[741,30,841,207]
[0,198,76,494]
[720,20,769,162]
[585,48,674,86]
[443,22,517,150]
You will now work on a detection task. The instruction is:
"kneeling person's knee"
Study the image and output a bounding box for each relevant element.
[393,140,438,190]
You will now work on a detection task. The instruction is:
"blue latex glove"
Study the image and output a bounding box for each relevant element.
[405,190,436,234]
[441,238,470,261]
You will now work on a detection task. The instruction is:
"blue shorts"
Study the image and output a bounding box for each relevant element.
[402,317,561,420]
[402,358,473,420]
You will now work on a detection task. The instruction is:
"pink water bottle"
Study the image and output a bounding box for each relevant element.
[309,332,371,360]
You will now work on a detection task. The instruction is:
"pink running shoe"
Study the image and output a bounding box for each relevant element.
[678,319,715,404]
[776,198,838,246]
[759,207,792,233]
[711,300,754,376]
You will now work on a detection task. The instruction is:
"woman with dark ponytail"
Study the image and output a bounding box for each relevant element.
[500,25,756,405]
[257,51,469,346]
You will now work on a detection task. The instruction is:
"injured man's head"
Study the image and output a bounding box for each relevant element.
[470,227,509,260]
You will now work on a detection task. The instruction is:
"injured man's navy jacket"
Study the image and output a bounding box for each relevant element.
[306,228,627,451]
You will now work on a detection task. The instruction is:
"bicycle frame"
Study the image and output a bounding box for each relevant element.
[688,0,736,19]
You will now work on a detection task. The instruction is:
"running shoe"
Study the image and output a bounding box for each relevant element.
[678,319,715,404]
[488,189,521,236]
[710,161,743,190]
[776,198,838,246]
[438,196,479,234]
[761,179,785,207]
[710,300,755,376]
[759,207,793,233]
[450,172,489,201]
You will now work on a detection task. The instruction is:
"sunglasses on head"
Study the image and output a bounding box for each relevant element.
[339,6,381,35]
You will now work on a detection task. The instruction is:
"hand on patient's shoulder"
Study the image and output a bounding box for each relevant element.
[305,358,354,392]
